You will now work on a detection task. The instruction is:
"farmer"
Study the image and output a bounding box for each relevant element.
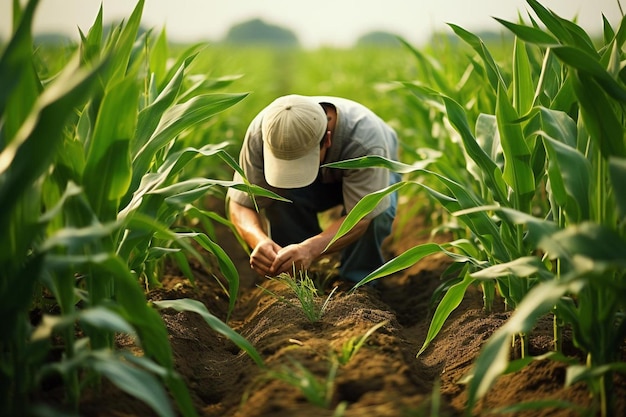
[226,94,400,283]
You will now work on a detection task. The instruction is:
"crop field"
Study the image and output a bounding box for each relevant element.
[2,0,626,416]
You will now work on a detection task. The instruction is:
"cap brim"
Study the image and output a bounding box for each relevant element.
[263,140,320,188]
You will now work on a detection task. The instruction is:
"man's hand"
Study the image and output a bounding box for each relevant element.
[271,243,316,276]
[250,238,282,276]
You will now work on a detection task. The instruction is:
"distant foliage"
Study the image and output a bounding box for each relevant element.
[224,18,299,47]
[356,31,402,47]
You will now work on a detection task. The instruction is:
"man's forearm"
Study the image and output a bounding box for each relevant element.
[228,200,269,249]
[302,216,371,258]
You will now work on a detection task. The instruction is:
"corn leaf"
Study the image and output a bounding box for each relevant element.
[193,233,239,321]
[102,0,144,86]
[84,77,138,218]
[91,355,175,417]
[325,181,408,251]
[153,299,265,368]
[537,222,626,266]
[566,363,626,387]
[570,72,626,159]
[352,243,451,289]
[323,154,435,174]
[552,46,626,103]
[448,23,505,91]
[461,206,559,248]
[44,252,173,366]
[470,256,553,281]
[79,3,103,63]
[541,134,592,222]
[526,0,596,54]
[496,86,535,209]
[133,62,186,155]
[441,95,509,205]
[489,399,579,414]
[512,36,534,115]
[427,173,510,261]
[130,93,248,193]
[149,28,168,88]
[417,274,475,357]
[0,56,105,229]
[466,278,581,410]
[0,0,40,140]
[159,42,205,92]
[494,17,558,45]
[397,37,452,94]
[609,157,626,219]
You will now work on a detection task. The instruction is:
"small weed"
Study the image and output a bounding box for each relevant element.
[259,271,338,322]
[265,357,341,410]
[333,320,388,365]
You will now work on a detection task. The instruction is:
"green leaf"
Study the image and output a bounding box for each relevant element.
[153,299,265,368]
[512,36,534,115]
[541,134,592,222]
[352,242,458,289]
[102,0,144,86]
[397,37,452,94]
[0,56,106,230]
[149,27,169,88]
[494,18,558,45]
[496,86,535,207]
[447,23,505,91]
[133,61,186,155]
[322,154,435,174]
[536,107,578,148]
[490,399,579,414]
[609,157,626,220]
[526,0,596,53]
[92,355,175,417]
[0,0,40,140]
[566,362,626,386]
[570,72,626,159]
[417,274,475,356]
[461,206,560,249]
[193,234,239,321]
[84,76,138,217]
[441,95,508,205]
[537,222,626,267]
[553,46,626,103]
[45,252,175,368]
[79,307,137,335]
[474,114,501,167]
[428,174,510,261]
[470,256,554,281]
[130,93,248,194]
[325,182,408,251]
[466,279,582,410]
[80,3,103,63]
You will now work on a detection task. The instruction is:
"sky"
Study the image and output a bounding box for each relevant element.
[1,0,623,48]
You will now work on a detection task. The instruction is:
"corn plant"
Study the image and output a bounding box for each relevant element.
[461,1,626,415]
[0,0,276,415]
[323,1,626,415]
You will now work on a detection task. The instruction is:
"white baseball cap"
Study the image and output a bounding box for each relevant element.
[261,95,327,188]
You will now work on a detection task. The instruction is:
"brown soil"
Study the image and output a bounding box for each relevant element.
[77,197,625,417]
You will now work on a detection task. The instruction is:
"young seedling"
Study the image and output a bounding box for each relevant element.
[259,271,338,322]
[265,357,339,409]
[333,320,388,365]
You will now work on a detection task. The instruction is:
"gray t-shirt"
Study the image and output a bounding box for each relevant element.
[227,96,398,219]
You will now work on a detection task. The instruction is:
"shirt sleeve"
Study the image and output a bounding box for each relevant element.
[226,115,275,210]
[341,146,391,219]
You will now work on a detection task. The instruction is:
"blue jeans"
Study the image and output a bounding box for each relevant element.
[265,173,399,283]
